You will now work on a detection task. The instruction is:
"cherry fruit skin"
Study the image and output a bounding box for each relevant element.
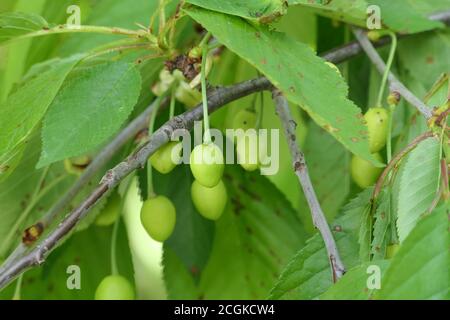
[150,142,182,174]
[236,135,260,172]
[386,244,400,259]
[140,196,176,242]
[365,108,389,153]
[191,180,227,221]
[190,143,224,188]
[95,275,135,300]
[64,155,91,175]
[231,109,257,131]
[95,193,121,227]
[351,153,383,189]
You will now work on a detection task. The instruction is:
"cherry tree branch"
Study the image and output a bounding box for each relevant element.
[0,98,169,274]
[0,28,400,274]
[324,10,450,64]
[0,77,272,290]
[272,90,346,281]
[2,9,450,289]
[352,28,433,119]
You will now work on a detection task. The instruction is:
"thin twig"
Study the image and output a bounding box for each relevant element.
[352,28,433,119]
[2,9,450,288]
[272,90,345,281]
[0,98,168,276]
[322,10,450,64]
[0,28,406,272]
[0,77,272,290]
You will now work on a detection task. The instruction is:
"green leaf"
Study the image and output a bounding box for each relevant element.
[346,187,375,262]
[38,60,142,167]
[371,190,394,260]
[0,11,48,45]
[185,6,382,167]
[397,137,440,242]
[0,221,134,299]
[186,0,287,23]
[269,197,366,300]
[163,247,201,300]
[269,232,360,300]
[0,132,74,257]
[398,29,450,98]
[289,0,445,33]
[320,260,390,300]
[370,0,444,33]
[0,54,82,180]
[298,122,351,232]
[376,204,449,299]
[156,166,215,281]
[288,0,367,26]
[163,165,308,299]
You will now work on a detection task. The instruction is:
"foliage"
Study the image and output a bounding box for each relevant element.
[0,0,448,301]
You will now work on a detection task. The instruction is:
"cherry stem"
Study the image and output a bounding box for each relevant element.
[376,31,397,107]
[201,44,212,144]
[110,214,120,276]
[386,104,395,163]
[12,274,23,300]
[169,86,176,119]
[256,90,264,130]
[199,31,212,48]
[147,95,164,198]
[110,182,132,276]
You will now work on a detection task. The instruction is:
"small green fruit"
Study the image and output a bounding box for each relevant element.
[190,143,224,188]
[236,135,259,172]
[150,142,182,174]
[367,30,381,42]
[140,196,176,242]
[191,180,227,220]
[95,193,121,227]
[386,244,400,259]
[351,153,383,188]
[95,275,135,300]
[188,46,202,59]
[64,155,91,176]
[365,108,389,153]
[231,109,257,131]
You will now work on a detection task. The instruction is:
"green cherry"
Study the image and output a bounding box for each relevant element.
[95,275,135,300]
[191,180,227,221]
[95,193,121,227]
[231,109,257,131]
[64,155,91,176]
[190,143,224,188]
[365,108,389,153]
[236,135,260,172]
[351,153,383,189]
[140,195,176,242]
[150,142,182,174]
[386,244,400,259]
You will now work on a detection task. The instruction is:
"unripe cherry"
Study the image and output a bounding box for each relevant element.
[351,153,384,188]
[191,180,227,220]
[190,143,224,188]
[365,108,389,153]
[231,109,257,131]
[236,135,259,172]
[95,193,121,227]
[140,195,176,242]
[150,141,182,174]
[95,275,135,300]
